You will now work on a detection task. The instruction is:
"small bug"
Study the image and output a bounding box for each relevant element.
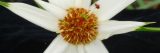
[95,3,100,9]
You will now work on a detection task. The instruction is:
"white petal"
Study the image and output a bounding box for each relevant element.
[64,45,78,53]
[90,0,135,21]
[44,35,69,53]
[75,0,91,9]
[85,40,109,53]
[98,20,145,40]
[35,0,67,19]
[77,45,85,53]
[49,0,75,9]
[7,3,59,32]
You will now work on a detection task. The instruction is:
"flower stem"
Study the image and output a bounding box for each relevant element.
[0,1,9,7]
[136,27,160,32]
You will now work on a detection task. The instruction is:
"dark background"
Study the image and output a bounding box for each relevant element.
[0,0,160,53]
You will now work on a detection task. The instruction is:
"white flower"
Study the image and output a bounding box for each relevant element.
[4,0,146,53]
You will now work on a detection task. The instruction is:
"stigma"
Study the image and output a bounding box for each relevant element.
[59,8,98,45]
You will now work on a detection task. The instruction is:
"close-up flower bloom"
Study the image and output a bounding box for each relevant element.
[0,0,149,53]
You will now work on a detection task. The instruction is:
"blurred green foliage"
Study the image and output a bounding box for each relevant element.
[128,0,160,10]
[93,0,160,10]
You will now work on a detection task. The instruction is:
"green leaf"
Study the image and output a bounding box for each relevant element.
[0,1,9,7]
[136,27,160,32]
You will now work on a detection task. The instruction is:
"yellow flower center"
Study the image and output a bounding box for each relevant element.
[59,8,98,45]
